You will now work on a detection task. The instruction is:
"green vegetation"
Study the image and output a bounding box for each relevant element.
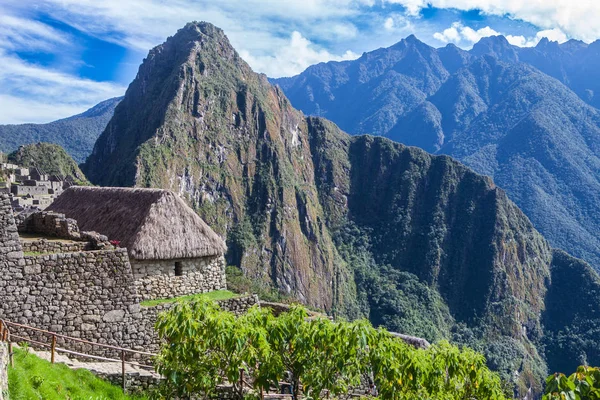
[333,220,453,342]
[8,347,144,400]
[155,298,509,400]
[542,250,600,376]
[139,289,237,307]
[543,366,600,399]
[226,265,295,304]
[8,142,89,183]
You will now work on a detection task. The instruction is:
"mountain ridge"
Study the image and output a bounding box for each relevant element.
[272,34,600,270]
[0,97,122,163]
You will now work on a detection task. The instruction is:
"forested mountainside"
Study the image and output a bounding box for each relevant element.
[272,36,600,270]
[0,97,122,163]
[82,22,600,395]
[8,143,88,183]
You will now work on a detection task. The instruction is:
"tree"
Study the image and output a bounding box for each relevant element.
[258,306,372,399]
[154,299,271,399]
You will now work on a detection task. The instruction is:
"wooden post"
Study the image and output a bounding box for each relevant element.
[50,334,57,364]
[121,350,126,392]
[7,340,13,367]
[0,321,4,339]
[2,327,7,342]
[240,369,244,398]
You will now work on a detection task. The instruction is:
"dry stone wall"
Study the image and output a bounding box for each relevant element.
[18,211,81,239]
[0,248,141,358]
[132,256,227,300]
[21,238,88,253]
[0,194,24,260]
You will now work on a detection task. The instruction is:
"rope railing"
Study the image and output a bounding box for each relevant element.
[0,318,157,392]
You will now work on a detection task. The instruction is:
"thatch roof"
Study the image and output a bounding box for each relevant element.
[47,187,226,260]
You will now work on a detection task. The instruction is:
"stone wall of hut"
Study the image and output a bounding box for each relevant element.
[131,255,227,300]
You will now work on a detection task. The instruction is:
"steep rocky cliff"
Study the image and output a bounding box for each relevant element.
[83,22,600,394]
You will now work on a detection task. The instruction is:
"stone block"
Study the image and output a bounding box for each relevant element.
[103,310,125,323]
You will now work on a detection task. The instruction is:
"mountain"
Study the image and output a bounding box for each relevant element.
[82,22,600,395]
[8,143,89,183]
[0,97,122,163]
[473,35,600,110]
[272,36,600,270]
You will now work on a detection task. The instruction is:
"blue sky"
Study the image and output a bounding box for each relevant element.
[0,0,598,124]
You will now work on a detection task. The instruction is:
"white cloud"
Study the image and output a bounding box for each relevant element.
[535,28,568,43]
[434,22,500,44]
[434,21,568,48]
[505,29,568,47]
[384,0,600,43]
[239,31,359,78]
[460,25,500,43]
[0,10,127,124]
[433,22,461,42]
[0,14,70,51]
[0,51,126,124]
[384,17,395,30]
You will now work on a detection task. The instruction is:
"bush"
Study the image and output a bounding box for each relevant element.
[543,366,600,399]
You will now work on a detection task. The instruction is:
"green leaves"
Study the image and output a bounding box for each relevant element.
[154,299,508,400]
[543,367,600,400]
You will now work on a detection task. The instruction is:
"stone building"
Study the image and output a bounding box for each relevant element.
[0,193,255,361]
[46,187,227,300]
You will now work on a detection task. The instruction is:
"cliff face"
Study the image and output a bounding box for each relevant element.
[83,22,600,394]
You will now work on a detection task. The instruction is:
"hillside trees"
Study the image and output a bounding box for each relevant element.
[154,298,508,399]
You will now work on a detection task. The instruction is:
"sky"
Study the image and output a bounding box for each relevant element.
[0,0,599,124]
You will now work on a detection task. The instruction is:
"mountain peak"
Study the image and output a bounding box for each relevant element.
[470,34,518,61]
[535,37,561,51]
[157,21,235,62]
[391,34,427,49]
[474,35,511,48]
[176,21,226,41]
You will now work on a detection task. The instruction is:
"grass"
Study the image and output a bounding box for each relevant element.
[8,347,146,400]
[23,251,46,257]
[140,289,238,307]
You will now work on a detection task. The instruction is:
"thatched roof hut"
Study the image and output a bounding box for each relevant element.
[47,187,226,260]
